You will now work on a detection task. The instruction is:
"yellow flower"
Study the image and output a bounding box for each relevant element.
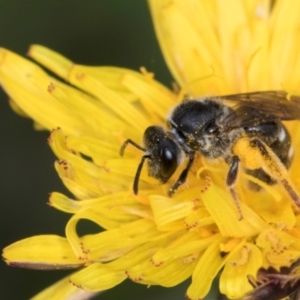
[2,0,300,299]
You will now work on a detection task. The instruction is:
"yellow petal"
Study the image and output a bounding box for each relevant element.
[3,235,82,269]
[30,45,171,105]
[0,48,92,135]
[66,135,121,161]
[201,179,267,237]
[50,191,135,214]
[111,236,198,287]
[70,263,126,292]
[120,70,176,119]
[50,128,154,198]
[151,232,217,264]
[66,215,170,262]
[149,194,195,231]
[28,45,73,79]
[49,192,140,229]
[217,0,271,91]
[149,0,228,95]
[256,228,300,269]
[130,254,197,287]
[269,0,300,88]
[68,66,150,134]
[187,234,229,299]
[32,275,99,300]
[220,243,263,299]
[47,79,124,136]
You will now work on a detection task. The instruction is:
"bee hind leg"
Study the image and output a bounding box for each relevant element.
[250,138,300,207]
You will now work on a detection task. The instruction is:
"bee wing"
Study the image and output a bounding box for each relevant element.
[217,91,300,131]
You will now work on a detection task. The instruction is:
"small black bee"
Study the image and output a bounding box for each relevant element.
[120,91,300,219]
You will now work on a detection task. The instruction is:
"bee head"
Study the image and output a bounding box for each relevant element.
[143,126,182,183]
[119,126,182,195]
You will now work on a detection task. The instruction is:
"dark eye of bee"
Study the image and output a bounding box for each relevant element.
[205,122,219,134]
[160,147,177,178]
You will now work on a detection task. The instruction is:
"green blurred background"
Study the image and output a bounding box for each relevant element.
[0,1,219,299]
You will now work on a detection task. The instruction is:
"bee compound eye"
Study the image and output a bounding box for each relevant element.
[160,147,178,179]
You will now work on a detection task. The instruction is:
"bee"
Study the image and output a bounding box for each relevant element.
[120,91,300,219]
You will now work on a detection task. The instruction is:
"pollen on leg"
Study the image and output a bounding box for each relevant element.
[236,137,300,209]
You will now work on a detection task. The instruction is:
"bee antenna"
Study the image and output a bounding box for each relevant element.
[133,155,151,195]
[120,139,146,156]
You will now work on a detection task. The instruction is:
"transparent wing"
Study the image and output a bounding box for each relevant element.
[216,91,300,131]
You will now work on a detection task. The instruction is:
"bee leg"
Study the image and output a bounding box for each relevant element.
[250,138,300,207]
[226,156,243,220]
[168,153,195,197]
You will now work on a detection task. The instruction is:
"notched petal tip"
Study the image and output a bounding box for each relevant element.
[28,44,73,80]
